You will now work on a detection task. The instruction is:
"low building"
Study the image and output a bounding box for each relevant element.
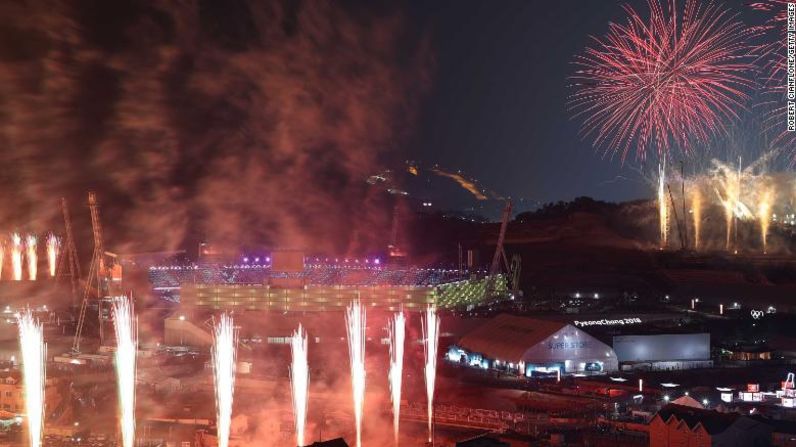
[613,333,712,371]
[649,404,771,447]
[757,418,796,447]
[0,373,60,415]
[723,344,772,361]
[448,314,618,375]
[456,435,510,446]
[303,439,349,447]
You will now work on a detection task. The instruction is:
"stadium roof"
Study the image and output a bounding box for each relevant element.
[457,314,567,363]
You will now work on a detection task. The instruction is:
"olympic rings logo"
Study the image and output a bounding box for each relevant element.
[750,310,764,320]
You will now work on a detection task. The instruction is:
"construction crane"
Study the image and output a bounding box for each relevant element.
[72,192,109,353]
[489,200,512,277]
[59,198,82,302]
[388,202,407,259]
[486,200,519,299]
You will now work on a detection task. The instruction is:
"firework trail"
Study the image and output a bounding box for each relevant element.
[759,189,774,253]
[212,314,238,447]
[290,325,310,447]
[46,235,60,278]
[388,311,406,445]
[660,150,796,252]
[0,243,4,280]
[569,0,754,161]
[11,233,23,281]
[690,189,702,250]
[422,306,440,443]
[17,310,46,447]
[26,235,37,281]
[714,158,746,251]
[345,300,367,447]
[111,297,137,447]
[658,162,669,248]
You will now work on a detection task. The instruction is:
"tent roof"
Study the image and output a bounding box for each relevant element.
[458,314,567,363]
[671,395,703,409]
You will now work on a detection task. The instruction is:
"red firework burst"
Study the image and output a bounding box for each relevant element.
[749,1,794,151]
[569,0,755,162]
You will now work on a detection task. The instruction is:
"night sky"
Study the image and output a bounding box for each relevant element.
[0,0,781,253]
[403,0,765,207]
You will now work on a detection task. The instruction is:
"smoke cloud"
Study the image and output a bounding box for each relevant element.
[0,0,431,255]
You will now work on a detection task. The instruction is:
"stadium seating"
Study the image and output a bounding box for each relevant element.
[148,262,476,302]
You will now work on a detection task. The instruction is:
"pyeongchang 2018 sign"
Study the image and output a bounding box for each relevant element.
[573,318,642,328]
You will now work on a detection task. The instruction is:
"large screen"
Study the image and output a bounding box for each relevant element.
[612,333,709,362]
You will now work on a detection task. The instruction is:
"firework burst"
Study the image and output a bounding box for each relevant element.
[388,311,406,445]
[111,297,138,447]
[569,0,754,161]
[212,314,238,447]
[290,325,310,447]
[17,310,46,447]
[345,300,367,447]
[422,306,440,443]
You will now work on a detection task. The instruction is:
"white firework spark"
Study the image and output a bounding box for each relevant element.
[423,306,440,444]
[388,311,405,446]
[290,325,310,447]
[345,300,367,447]
[212,314,238,447]
[112,297,138,447]
[17,310,46,447]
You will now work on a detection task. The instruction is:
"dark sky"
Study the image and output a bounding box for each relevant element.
[402,0,758,208]
[0,0,779,253]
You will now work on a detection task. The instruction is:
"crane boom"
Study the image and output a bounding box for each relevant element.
[484,200,513,300]
[489,200,512,276]
[88,192,104,273]
[61,198,81,301]
[73,192,108,353]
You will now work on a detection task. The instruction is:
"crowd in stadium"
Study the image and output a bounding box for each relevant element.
[148,260,479,302]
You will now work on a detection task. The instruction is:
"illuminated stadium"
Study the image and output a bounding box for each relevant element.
[148,251,507,311]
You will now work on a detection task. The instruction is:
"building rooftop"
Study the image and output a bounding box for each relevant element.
[656,404,742,435]
[303,439,349,447]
